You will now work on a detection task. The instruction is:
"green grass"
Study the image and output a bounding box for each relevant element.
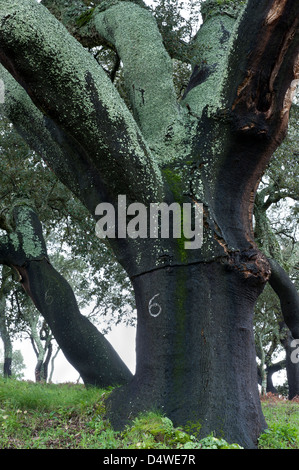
[258,393,299,449]
[0,378,298,449]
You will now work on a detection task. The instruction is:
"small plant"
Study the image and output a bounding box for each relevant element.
[122,412,194,449]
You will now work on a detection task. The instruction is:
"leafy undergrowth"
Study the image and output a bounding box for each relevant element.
[258,393,299,449]
[0,379,298,449]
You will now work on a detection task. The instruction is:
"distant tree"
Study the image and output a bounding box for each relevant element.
[254,103,299,398]
[0,347,25,379]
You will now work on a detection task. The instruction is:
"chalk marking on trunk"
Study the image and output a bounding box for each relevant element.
[149,293,162,317]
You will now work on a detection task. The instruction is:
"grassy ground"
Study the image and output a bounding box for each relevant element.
[0,378,298,449]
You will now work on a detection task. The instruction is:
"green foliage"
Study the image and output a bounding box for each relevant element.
[200,0,245,22]
[258,396,299,449]
[258,424,298,449]
[1,379,299,449]
[0,378,242,449]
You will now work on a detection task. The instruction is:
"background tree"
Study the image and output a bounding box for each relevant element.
[0,0,298,449]
[254,103,299,398]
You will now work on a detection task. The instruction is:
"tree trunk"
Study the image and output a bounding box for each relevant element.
[0,295,12,378]
[281,327,299,400]
[42,340,53,382]
[35,359,43,382]
[107,261,266,448]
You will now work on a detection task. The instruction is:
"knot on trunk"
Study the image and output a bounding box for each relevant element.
[223,248,271,284]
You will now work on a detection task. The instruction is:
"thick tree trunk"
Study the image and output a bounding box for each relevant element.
[107,261,266,448]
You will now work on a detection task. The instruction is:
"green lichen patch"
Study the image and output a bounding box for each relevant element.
[13,204,46,260]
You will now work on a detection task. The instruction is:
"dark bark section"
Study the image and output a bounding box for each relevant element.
[258,361,285,394]
[182,63,216,98]
[210,0,299,252]
[17,259,132,387]
[3,357,12,378]
[107,261,266,449]
[268,259,299,340]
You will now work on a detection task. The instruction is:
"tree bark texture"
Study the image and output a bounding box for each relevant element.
[107,261,266,448]
[0,0,298,448]
[0,284,12,377]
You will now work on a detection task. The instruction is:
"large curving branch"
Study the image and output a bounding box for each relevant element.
[185,0,299,254]
[0,0,164,205]
[0,65,109,214]
[90,2,182,156]
[0,202,132,386]
[42,0,185,161]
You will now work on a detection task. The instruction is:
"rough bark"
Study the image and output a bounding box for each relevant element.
[0,0,298,449]
[29,318,52,382]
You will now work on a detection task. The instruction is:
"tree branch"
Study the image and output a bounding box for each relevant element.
[185,0,299,253]
[0,65,109,214]
[0,0,164,204]
[90,2,181,155]
[181,3,239,116]
[0,201,132,386]
[268,258,299,339]
[41,0,188,161]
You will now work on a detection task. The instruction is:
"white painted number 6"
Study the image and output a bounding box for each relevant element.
[148,293,162,317]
